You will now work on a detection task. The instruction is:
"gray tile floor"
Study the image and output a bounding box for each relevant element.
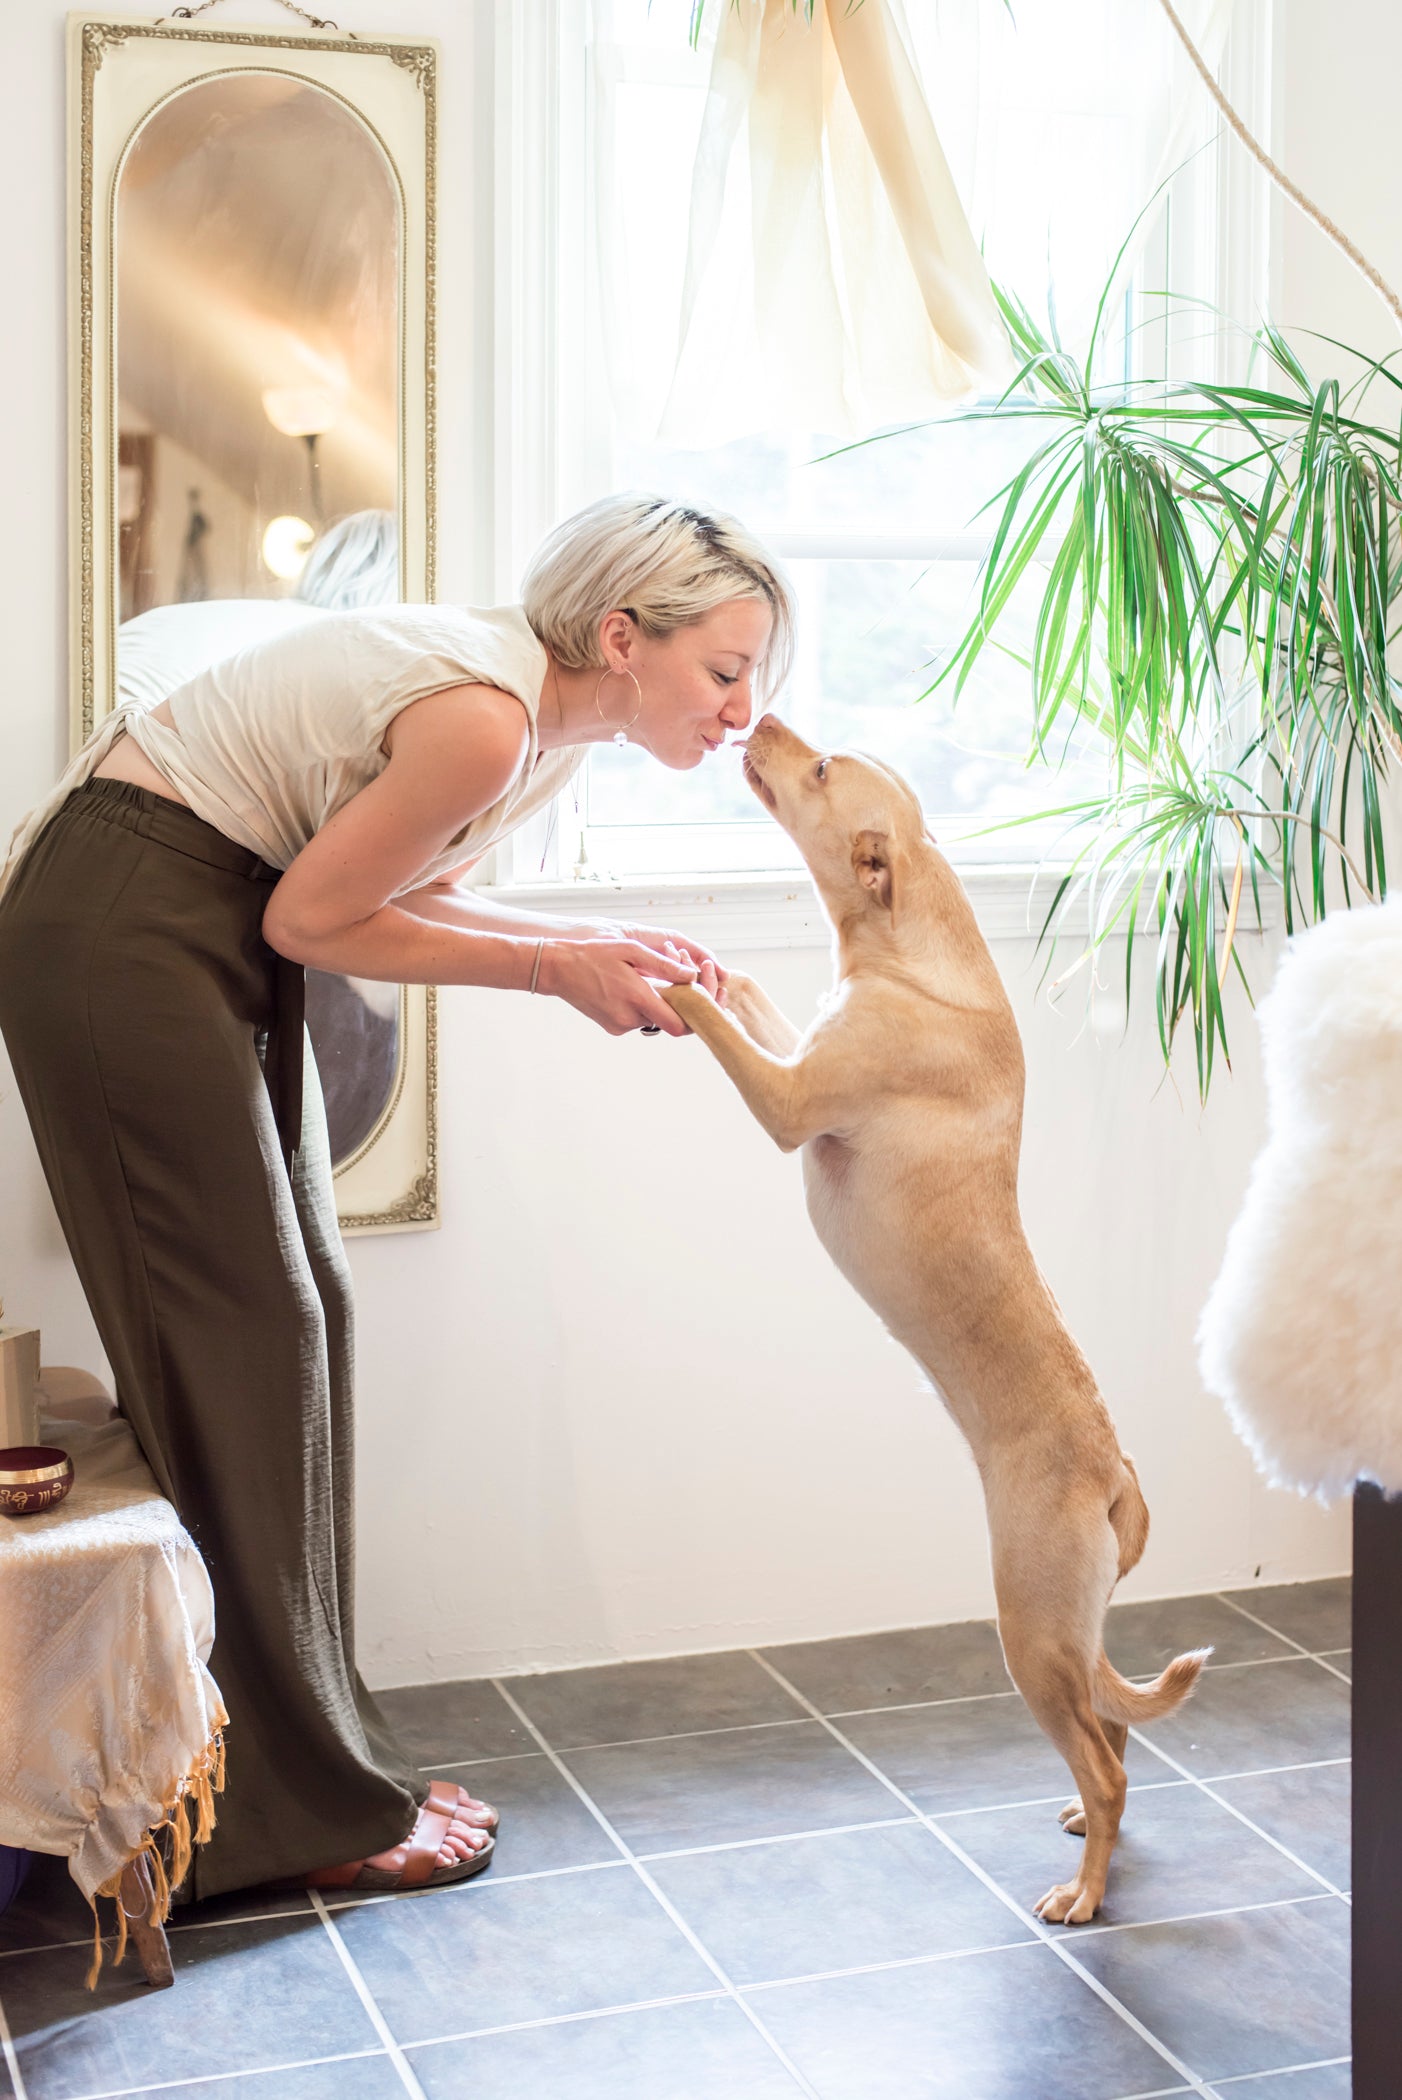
[0,1578,1352,2100]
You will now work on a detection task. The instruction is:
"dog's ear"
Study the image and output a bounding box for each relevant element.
[852,829,894,915]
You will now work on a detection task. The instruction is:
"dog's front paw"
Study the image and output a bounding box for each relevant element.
[660,980,715,1025]
[720,971,763,1030]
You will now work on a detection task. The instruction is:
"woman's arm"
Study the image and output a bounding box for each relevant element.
[262,684,701,1035]
[399,876,726,987]
[399,880,609,941]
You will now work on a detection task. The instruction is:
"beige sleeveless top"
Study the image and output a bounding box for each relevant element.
[1,602,584,900]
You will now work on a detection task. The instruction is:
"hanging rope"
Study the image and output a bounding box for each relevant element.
[1154,0,1402,338]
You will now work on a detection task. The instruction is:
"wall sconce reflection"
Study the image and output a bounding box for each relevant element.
[261,512,316,581]
[261,383,340,524]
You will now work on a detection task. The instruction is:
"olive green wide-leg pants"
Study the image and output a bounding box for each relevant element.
[0,778,422,1897]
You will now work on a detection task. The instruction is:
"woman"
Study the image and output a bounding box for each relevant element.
[0,495,794,1898]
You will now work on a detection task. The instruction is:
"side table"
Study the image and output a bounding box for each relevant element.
[0,1371,226,1988]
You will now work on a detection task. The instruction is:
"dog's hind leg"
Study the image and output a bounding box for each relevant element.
[1058,1720,1127,1837]
[1009,1655,1126,1923]
[1057,1463,1145,1837]
[996,1525,1127,1923]
[1060,1644,1205,1841]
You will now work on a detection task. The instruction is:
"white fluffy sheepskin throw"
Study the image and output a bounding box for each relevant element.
[1199,896,1402,1501]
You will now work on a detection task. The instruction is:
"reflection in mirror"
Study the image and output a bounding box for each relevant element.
[114,71,405,1169]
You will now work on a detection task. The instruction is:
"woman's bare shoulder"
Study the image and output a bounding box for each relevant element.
[380,682,531,784]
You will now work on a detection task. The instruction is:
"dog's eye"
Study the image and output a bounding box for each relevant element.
[815,758,828,782]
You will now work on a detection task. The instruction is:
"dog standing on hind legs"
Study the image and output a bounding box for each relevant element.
[664,714,1209,1924]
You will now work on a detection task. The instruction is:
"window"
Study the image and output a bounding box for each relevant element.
[498,0,1248,889]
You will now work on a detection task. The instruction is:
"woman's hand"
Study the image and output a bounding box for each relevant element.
[624,921,728,994]
[537,935,703,1036]
[567,917,728,995]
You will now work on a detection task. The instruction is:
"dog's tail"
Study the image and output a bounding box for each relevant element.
[1092,1647,1212,1725]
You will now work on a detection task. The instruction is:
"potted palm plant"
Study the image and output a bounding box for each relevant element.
[857,0,1402,1095]
[923,275,1402,1095]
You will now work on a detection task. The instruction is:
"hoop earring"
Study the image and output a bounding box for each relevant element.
[595,665,644,746]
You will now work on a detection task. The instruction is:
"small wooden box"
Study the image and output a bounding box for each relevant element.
[0,1328,41,1448]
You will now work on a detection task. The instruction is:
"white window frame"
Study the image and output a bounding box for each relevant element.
[483,0,1278,943]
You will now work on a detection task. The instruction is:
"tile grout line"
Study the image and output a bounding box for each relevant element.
[635,1813,920,1862]
[737,1933,1041,1996]
[54,2048,390,2100]
[324,1858,629,1914]
[1194,1756,1350,1785]
[1212,1594,1352,1686]
[0,1907,322,1965]
[417,1714,815,1768]
[745,1649,1218,2100]
[0,1984,28,2100]
[1122,1725,1351,1905]
[399,1988,731,2057]
[351,1885,1340,2015]
[412,1748,542,1772]
[1205,2052,1351,2086]
[825,1687,1021,1718]
[932,1780,1188,1822]
[523,1716,813,1758]
[823,1649,1349,1718]
[306,1890,430,2100]
[489,1676,824,2100]
[1073,1890,1337,1944]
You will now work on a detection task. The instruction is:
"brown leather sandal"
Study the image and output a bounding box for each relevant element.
[294,1781,498,1892]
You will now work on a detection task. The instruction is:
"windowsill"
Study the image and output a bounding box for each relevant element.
[486,866,1285,951]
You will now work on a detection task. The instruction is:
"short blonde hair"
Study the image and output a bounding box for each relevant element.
[521,494,795,698]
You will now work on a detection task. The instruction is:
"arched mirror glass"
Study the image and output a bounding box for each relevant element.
[115,74,399,616]
[77,20,440,1227]
[114,72,402,1173]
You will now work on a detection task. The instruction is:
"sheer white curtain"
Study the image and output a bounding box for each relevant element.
[594,0,1234,446]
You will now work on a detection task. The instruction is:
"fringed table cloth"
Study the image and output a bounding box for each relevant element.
[0,1384,226,1982]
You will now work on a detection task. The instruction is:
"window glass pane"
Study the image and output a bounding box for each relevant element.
[585,559,1113,871]
[594,0,1150,539]
[608,76,704,420]
[615,419,1047,543]
[800,558,1110,851]
[563,0,1193,879]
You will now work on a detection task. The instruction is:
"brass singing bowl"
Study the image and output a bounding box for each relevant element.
[0,1446,75,1517]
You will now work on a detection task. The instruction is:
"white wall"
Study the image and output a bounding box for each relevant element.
[1278,0,1402,377]
[347,919,1348,1682]
[0,0,1371,1687]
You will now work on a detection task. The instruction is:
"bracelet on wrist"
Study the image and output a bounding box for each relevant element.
[528,937,545,995]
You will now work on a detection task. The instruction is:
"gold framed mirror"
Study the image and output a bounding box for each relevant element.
[70,13,439,1233]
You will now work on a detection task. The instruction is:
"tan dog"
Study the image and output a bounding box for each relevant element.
[664,714,1206,1925]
